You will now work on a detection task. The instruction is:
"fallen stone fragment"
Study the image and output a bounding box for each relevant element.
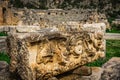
[100,57,120,80]
[0,61,10,80]
[79,67,103,80]
[58,67,103,80]
[0,61,8,70]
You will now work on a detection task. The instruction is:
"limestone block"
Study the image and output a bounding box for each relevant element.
[7,23,106,80]
[57,66,92,80]
[58,67,103,80]
[100,57,120,80]
[0,61,8,71]
[0,61,10,80]
[79,67,103,80]
[16,26,41,32]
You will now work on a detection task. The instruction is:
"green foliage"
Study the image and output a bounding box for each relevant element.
[107,10,119,19]
[39,0,48,9]
[107,17,115,24]
[59,0,80,9]
[0,52,10,64]
[86,40,120,67]
[11,0,48,9]
[25,3,38,9]
[98,1,104,9]
[11,0,24,8]
[110,0,120,7]
[0,32,8,36]
[59,1,69,9]
[89,1,97,9]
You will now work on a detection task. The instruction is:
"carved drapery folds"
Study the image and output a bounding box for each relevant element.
[7,23,106,80]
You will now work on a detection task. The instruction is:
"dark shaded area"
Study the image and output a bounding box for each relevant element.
[2,7,7,23]
[10,0,24,8]
[10,0,48,9]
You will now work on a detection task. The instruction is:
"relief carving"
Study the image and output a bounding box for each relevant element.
[7,23,106,80]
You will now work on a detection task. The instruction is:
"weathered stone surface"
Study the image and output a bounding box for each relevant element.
[0,7,3,25]
[0,61,10,80]
[0,0,110,29]
[16,26,41,32]
[58,67,103,80]
[15,9,108,27]
[57,66,92,80]
[72,66,92,76]
[0,0,9,25]
[48,77,58,80]
[0,61,8,71]
[79,67,103,80]
[100,57,120,80]
[7,23,106,80]
[0,0,19,25]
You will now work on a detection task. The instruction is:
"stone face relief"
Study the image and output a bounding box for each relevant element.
[7,23,106,80]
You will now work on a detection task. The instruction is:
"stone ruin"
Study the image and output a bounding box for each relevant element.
[6,22,106,80]
[0,0,110,28]
[14,8,109,27]
[0,0,107,80]
[0,0,18,25]
[0,8,110,32]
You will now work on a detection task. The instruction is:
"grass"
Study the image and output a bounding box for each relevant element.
[0,32,8,36]
[0,52,10,63]
[87,40,120,67]
[106,29,120,33]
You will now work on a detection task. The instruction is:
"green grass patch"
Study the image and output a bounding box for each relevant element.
[106,29,120,33]
[0,32,8,36]
[0,52,10,64]
[87,40,120,67]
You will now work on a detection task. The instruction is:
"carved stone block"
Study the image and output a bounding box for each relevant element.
[7,23,106,80]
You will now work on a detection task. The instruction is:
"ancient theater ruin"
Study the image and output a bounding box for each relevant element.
[0,0,107,80]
